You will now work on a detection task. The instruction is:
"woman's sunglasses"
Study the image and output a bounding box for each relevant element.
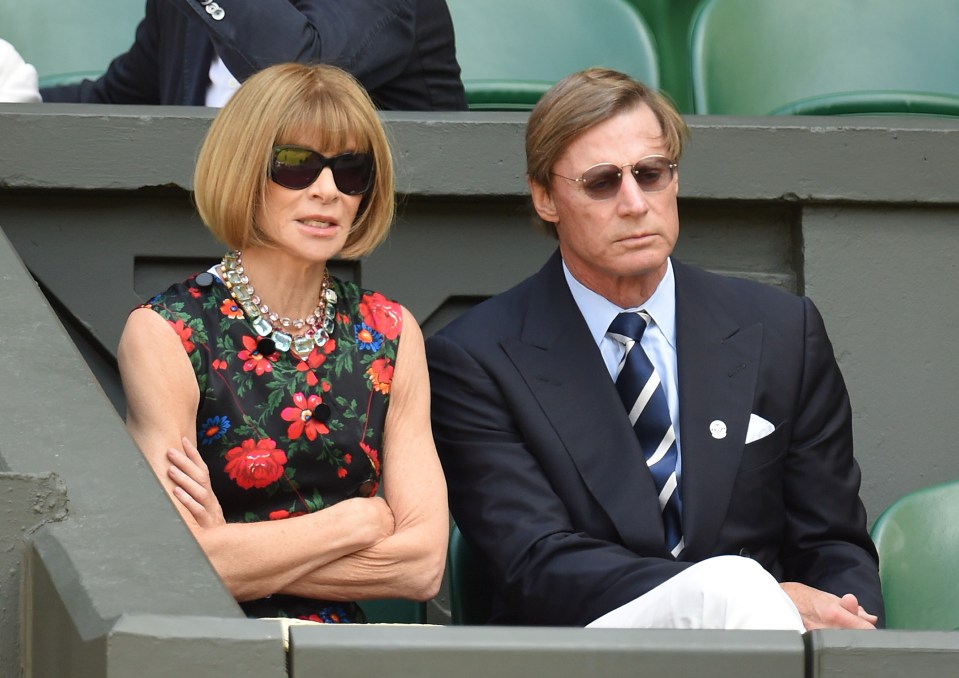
[270,145,374,194]
[552,154,677,201]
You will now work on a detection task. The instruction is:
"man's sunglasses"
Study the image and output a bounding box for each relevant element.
[551,155,677,201]
[270,145,374,194]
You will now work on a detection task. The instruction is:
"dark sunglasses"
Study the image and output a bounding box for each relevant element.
[270,145,374,194]
[552,155,677,201]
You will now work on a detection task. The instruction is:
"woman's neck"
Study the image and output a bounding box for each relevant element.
[232,246,328,321]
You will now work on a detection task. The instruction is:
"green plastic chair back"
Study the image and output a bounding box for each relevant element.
[690,0,959,115]
[870,479,959,630]
[359,598,427,624]
[770,91,959,118]
[0,0,143,87]
[447,0,659,110]
[448,522,494,625]
[624,0,702,112]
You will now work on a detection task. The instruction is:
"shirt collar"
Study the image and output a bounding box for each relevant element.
[562,257,677,349]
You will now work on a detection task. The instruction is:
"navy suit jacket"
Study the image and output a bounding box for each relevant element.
[426,251,883,626]
[41,0,467,111]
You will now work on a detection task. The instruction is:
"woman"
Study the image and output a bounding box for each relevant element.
[118,62,447,622]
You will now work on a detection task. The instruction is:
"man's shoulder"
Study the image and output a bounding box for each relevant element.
[675,260,806,317]
[431,271,539,347]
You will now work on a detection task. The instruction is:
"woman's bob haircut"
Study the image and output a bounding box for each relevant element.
[194,62,395,259]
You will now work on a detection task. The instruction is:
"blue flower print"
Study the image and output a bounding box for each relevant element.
[354,323,384,351]
[199,415,231,445]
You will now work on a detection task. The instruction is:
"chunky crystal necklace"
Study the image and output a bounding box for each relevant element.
[219,250,337,355]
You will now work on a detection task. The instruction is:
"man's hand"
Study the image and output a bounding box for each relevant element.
[781,582,878,630]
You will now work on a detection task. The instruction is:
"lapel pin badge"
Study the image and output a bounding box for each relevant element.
[709,420,727,440]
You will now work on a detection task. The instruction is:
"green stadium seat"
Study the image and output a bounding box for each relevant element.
[447,0,659,111]
[625,0,703,112]
[689,0,959,115]
[359,598,427,624]
[870,479,959,630]
[448,522,494,625]
[0,0,143,88]
[770,91,959,117]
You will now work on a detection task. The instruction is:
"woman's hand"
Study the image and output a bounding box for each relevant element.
[168,437,226,528]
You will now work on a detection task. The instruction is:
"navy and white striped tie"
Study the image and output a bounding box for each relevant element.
[608,311,684,557]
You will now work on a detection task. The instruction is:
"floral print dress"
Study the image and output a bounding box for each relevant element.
[145,268,403,622]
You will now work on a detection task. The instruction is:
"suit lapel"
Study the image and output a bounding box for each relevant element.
[500,253,670,553]
[673,262,763,561]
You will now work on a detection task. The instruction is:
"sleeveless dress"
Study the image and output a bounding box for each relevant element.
[144,267,403,622]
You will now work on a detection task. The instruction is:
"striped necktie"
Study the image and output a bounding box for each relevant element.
[608,311,684,557]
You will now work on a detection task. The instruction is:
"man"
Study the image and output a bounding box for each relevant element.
[426,68,883,630]
[39,0,467,111]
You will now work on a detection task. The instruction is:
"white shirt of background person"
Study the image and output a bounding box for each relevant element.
[0,39,41,103]
[205,55,241,107]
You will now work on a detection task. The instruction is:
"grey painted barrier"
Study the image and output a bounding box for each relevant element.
[808,630,959,677]
[290,626,805,677]
[2,104,959,675]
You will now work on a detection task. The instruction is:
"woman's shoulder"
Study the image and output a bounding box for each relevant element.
[141,269,224,317]
[333,277,405,340]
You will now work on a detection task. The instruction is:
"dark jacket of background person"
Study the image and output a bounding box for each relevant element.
[41,0,467,111]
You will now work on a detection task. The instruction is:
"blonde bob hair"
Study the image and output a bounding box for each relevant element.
[194,62,395,259]
[526,68,689,237]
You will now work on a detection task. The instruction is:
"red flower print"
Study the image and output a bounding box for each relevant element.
[220,298,243,319]
[337,468,348,478]
[237,335,277,375]
[269,509,306,520]
[359,441,381,474]
[188,286,202,299]
[168,319,195,353]
[280,392,330,441]
[344,454,352,465]
[320,379,331,392]
[212,358,228,370]
[366,358,394,395]
[358,292,403,340]
[224,438,287,489]
[296,340,336,386]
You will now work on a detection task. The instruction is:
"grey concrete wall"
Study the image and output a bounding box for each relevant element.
[3,104,957,523]
[290,626,805,677]
[1,104,959,675]
[808,630,959,677]
[0,226,282,676]
[0,473,67,674]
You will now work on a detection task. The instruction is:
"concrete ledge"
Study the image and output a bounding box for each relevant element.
[808,630,959,677]
[105,615,286,678]
[3,104,959,203]
[289,626,805,677]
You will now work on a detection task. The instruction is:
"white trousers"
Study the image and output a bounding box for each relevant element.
[586,555,805,631]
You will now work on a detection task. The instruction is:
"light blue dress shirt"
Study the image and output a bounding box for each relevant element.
[562,258,683,467]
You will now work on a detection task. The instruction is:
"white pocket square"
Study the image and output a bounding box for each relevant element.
[745,414,775,444]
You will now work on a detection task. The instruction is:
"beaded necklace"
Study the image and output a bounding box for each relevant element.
[219,250,336,355]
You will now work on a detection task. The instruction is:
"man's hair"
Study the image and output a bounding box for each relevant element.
[525,68,689,237]
[194,62,395,259]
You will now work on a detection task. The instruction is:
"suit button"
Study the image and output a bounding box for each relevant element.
[205,2,225,20]
[194,272,214,287]
[738,547,751,558]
